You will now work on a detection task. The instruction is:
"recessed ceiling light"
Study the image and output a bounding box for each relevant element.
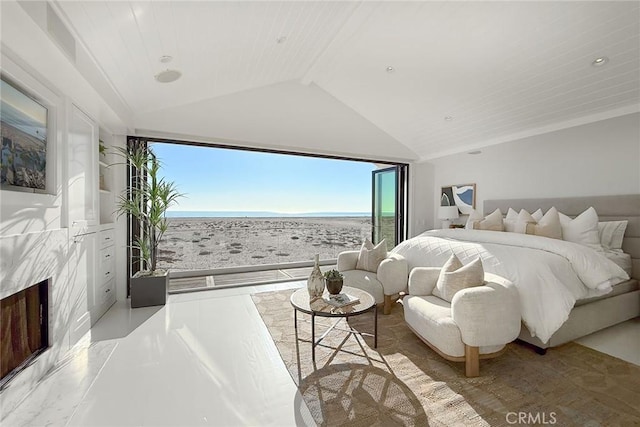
[444,116,454,121]
[159,55,173,63]
[592,56,609,67]
[468,150,482,155]
[386,66,395,73]
[276,36,287,44]
[155,69,182,83]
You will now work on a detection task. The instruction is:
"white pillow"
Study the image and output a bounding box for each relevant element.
[503,208,519,232]
[356,239,388,273]
[465,209,484,229]
[515,209,537,233]
[531,209,544,222]
[558,207,602,251]
[504,208,545,233]
[598,221,628,250]
[473,208,504,231]
[525,207,562,240]
[433,254,484,302]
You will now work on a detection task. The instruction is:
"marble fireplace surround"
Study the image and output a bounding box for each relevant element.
[0,228,73,417]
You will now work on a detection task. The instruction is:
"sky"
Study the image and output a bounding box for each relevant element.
[1,78,47,142]
[151,142,378,214]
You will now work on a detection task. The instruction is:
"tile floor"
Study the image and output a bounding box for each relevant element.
[2,281,638,426]
[575,316,640,365]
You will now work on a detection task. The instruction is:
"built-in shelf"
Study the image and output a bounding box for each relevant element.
[99,189,110,194]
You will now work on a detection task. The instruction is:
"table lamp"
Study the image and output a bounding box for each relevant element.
[438,206,459,229]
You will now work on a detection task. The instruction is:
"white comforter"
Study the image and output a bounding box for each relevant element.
[392,229,629,343]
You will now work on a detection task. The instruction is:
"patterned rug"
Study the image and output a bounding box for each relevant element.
[251,289,640,427]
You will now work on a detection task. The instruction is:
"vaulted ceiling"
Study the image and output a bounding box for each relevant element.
[51,1,640,161]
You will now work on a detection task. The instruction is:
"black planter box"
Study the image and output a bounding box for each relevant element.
[130,271,168,308]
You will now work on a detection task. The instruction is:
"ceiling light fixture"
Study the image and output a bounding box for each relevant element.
[159,55,173,63]
[155,69,182,83]
[591,56,609,67]
[386,66,395,73]
[444,116,454,121]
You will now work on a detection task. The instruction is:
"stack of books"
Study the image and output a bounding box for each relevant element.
[323,293,360,309]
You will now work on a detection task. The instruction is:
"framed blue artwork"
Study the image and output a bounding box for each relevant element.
[441,184,476,215]
[1,75,48,192]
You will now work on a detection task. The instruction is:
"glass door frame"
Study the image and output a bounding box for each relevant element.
[371,164,409,247]
[125,136,147,296]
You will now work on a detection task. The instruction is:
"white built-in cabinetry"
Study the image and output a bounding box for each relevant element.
[94,227,116,318]
[68,105,117,345]
[68,105,98,233]
[68,230,96,344]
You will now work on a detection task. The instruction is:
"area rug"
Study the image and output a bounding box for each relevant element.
[251,289,640,426]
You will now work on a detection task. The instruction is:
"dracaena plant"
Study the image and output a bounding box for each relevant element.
[116,143,183,274]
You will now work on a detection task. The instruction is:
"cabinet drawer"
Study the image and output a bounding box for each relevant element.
[100,228,115,249]
[101,245,115,264]
[96,278,115,306]
[100,259,115,285]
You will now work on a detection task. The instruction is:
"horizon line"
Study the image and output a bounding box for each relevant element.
[164,210,394,218]
[167,209,373,214]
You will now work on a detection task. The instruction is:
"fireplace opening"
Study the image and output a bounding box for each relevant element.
[0,279,49,389]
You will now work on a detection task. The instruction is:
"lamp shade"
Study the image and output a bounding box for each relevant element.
[438,206,460,220]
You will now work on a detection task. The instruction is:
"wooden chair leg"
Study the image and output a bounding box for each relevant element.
[383,295,393,315]
[465,345,479,377]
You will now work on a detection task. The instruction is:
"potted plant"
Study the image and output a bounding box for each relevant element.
[323,269,344,295]
[116,143,183,308]
[98,139,107,158]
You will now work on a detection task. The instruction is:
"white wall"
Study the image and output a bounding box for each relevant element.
[410,112,640,233]
[408,161,434,238]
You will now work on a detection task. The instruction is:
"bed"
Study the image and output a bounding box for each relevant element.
[393,194,640,352]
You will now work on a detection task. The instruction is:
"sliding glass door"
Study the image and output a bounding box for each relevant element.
[372,165,407,247]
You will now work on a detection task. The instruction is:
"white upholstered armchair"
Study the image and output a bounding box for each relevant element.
[403,268,520,377]
[337,251,408,314]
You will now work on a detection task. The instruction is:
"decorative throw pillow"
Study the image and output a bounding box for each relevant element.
[512,209,537,234]
[356,239,387,273]
[472,208,504,231]
[433,254,484,302]
[504,208,545,233]
[598,220,628,250]
[558,207,602,251]
[525,206,562,240]
[465,209,484,229]
[531,209,544,222]
[503,208,519,232]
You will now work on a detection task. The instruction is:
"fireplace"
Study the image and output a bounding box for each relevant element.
[0,279,49,389]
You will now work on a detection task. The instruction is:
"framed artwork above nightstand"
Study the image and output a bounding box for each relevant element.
[441,183,476,215]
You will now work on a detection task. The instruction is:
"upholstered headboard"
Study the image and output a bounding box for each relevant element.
[484,194,640,280]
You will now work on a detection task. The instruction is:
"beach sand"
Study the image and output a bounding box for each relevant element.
[157,217,373,272]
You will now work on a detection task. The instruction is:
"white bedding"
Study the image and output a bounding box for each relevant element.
[392,229,629,343]
[603,249,633,276]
